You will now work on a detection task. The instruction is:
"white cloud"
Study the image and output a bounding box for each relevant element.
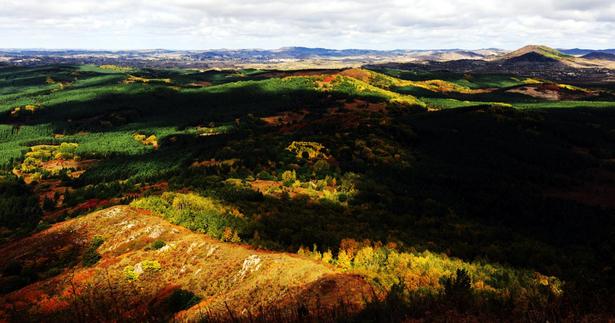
[0,0,613,49]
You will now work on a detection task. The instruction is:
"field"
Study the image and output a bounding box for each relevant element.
[1,64,615,321]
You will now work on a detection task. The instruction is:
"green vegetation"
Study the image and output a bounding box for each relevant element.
[327,74,426,108]
[514,100,615,109]
[0,177,41,232]
[1,63,615,320]
[508,45,572,60]
[167,289,201,313]
[299,240,562,310]
[124,260,161,281]
[286,141,326,159]
[130,193,246,241]
[420,97,511,110]
[149,239,166,250]
[82,235,104,267]
[373,67,537,89]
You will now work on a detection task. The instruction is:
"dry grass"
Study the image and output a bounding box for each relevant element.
[0,206,373,321]
[507,83,597,101]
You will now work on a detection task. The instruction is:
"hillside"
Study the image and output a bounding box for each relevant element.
[502,45,571,61]
[582,51,615,61]
[504,51,560,63]
[0,205,373,321]
[560,48,615,56]
[374,44,615,82]
[0,48,500,69]
[1,63,615,321]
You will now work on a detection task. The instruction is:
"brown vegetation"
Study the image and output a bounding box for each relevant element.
[507,83,597,101]
[0,206,373,321]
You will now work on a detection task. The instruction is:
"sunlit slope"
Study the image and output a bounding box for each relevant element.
[502,45,572,61]
[0,65,427,167]
[0,205,372,321]
[339,68,484,94]
[0,196,565,321]
[2,64,615,321]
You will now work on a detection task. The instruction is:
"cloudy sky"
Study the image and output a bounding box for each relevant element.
[1,0,614,50]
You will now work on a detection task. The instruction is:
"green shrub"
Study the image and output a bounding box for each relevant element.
[167,289,201,312]
[124,266,139,281]
[35,221,52,232]
[130,192,246,241]
[442,268,472,299]
[82,236,104,267]
[141,260,161,272]
[150,240,166,250]
[256,171,274,180]
[123,260,161,281]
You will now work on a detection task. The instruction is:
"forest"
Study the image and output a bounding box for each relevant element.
[0,63,614,321]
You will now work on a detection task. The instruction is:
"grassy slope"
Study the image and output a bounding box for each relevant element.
[1,64,615,320]
[503,45,572,61]
[0,205,372,321]
[0,201,563,321]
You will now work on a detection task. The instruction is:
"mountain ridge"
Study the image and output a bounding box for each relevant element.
[501,45,570,61]
[582,51,615,61]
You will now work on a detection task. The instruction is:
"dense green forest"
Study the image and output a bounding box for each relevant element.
[1,64,614,321]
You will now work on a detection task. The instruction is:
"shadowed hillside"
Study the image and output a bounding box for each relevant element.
[1,63,615,321]
[502,45,571,61]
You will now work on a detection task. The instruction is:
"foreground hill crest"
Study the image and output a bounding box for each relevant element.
[0,205,372,321]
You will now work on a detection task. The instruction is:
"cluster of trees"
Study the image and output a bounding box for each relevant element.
[0,178,41,232]
[130,192,244,242]
[1,64,615,319]
[300,239,561,296]
[19,143,79,174]
[286,141,326,160]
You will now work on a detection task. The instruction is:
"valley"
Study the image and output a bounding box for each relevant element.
[1,45,615,321]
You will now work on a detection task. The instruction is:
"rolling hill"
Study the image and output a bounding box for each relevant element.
[0,62,614,321]
[504,51,560,63]
[560,48,615,56]
[501,45,571,61]
[375,44,615,82]
[582,51,615,61]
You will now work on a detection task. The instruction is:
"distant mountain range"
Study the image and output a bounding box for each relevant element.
[372,45,615,83]
[2,46,614,59]
[0,47,497,61]
[582,52,615,61]
[1,45,614,73]
[0,47,505,68]
[0,45,615,60]
[559,48,615,56]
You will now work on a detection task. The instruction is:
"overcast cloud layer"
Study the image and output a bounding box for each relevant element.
[1,0,614,50]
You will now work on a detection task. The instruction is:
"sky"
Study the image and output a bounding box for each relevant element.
[1,0,614,50]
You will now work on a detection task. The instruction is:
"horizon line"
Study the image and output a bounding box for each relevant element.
[1,45,610,52]
[0,46,494,51]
